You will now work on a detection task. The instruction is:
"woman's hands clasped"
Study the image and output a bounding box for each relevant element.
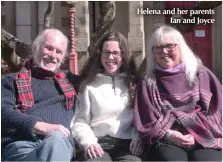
[168,130,195,149]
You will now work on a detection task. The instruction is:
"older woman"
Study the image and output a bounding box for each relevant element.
[134,25,222,161]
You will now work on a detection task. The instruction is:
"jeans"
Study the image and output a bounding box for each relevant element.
[2,131,75,161]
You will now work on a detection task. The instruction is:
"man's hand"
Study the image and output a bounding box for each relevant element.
[34,121,70,137]
[87,143,104,159]
[130,139,144,156]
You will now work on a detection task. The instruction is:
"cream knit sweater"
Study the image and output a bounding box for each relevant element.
[70,73,139,150]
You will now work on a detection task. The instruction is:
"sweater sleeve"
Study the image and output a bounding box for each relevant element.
[1,75,43,139]
[70,87,98,150]
[131,127,140,140]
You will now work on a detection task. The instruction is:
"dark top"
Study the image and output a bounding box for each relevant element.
[1,69,80,148]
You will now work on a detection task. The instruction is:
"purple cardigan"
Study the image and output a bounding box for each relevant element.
[134,66,222,149]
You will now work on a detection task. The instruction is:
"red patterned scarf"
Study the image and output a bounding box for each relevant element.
[15,59,77,112]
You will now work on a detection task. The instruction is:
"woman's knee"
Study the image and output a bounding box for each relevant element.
[115,154,141,162]
[84,151,112,161]
[189,148,222,161]
[152,144,188,161]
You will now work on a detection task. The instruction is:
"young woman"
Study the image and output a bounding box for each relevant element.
[71,32,143,161]
[134,25,222,161]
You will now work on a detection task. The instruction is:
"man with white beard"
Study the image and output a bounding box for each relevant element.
[1,29,79,161]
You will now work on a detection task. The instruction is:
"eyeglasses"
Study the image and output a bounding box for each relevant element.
[152,44,177,53]
[101,51,122,58]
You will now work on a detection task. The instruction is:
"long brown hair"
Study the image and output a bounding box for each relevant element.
[79,32,137,102]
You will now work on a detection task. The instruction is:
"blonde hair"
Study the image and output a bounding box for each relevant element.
[146,25,202,85]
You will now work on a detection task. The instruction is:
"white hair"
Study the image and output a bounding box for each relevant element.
[31,28,69,62]
[146,25,202,85]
